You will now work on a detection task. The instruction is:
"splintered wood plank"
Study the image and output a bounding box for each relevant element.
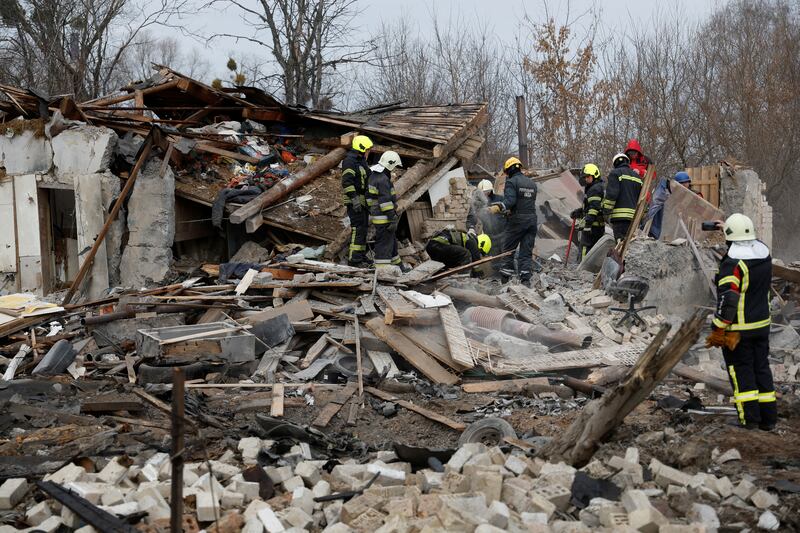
[462,377,550,393]
[312,381,358,427]
[397,325,467,371]
[366,351,400,378]
[376,286,418,324]
[270,384,285,417]
[299,335,330,369]
[365,387,465,431]
[439,304,475,368]
[396,260,445,285]
[235,268,259,295]
[365,318,458,385]
[240,300,314,325]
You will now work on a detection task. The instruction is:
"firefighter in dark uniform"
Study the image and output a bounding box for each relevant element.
[706,213,776,431]
[367,151,403,272]
[490,157,538,287]
[425,229,491,269]
[341,135,373,266]
[602,153,642,241]
[570,163,605,259]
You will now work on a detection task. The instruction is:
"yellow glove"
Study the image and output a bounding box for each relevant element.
[488,205,502,214]
[705,328,740,350]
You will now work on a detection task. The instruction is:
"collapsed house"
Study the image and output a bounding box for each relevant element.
[0,69,799,532]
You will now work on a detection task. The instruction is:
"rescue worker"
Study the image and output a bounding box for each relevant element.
[490,157,538,286]
[341,135,373,266]
[675,171,704,198]
[367,151,403,273]
[466,179,505,254]
[624,138,654,179]
[425,229,491,270]
[602,153,642,241]
[569,163,605,259]
[706,214,776,431]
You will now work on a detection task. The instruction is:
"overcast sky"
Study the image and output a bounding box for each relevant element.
[171,0,718,101]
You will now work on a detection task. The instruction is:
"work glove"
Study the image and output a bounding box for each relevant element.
[467,228,477,238]
[705,327,740,350]
[388,219,398,233]
[488,205,502,215]
[350,202,362,214]
[570,208,583,220]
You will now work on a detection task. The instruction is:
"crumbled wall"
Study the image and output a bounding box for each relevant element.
[424,177,472,237]
[719,166,773,250]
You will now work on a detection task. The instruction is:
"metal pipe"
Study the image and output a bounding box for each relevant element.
[170,368,185,532]
[462,306,591,349]
[516,95,529,167]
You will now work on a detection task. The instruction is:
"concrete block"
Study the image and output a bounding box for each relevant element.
[341,492,385,524]
[64,482,105,504]
[233,479,262,502]
[487,500,510,529]
[323,499,343,527]
[207,460,241,481]
[348,508,386,531]
[31,515,62,533]
[323,524,354,533]
[74,527,98,533]
[98,457,129,485]
[758,510,781,531]
[528,492,557,518]
[366,463,405,485]
[0,129,52,175]
[44,463,87,485]
[600,511,630,528]
[0,478,28,509]
[470,471,503,503]
[283,476,305,492]
[713,447,741,464]
[628,506,667,533]
[445,443,486,472]
[441,471,469,493]
[733,479,757,500]
[487,446,506,465]
[750,489,779,509]
[502,477,533,511]
[197,491,222,522]
[551,520,591,532]
[625,447,640,464]
[266,465,294,484]
[221,490,245,509]
[243,518,266,533]
[100,501,140,517]
[312,480,331,500]
[687,503,720,530]
[292,487,315,516]
[533,484,572,511]
[60,506,81,529]
[667,485,692,515]
[384,496,414,518]
[621,490,652,513]
[194,472,226,495]
[654,464,691,488]
[716,476,733,498]
[51,126,116,175]
[258,505,286,533]
[244,499,271,522]
[101,486,126,507]
[475,525,506,533]
[521,511,549,525]
[281,507,313,529]
[658,525,707,533]
[26,500,53,526]
[239,437,263,464]
[417,470,443,492]
[295,461,322,486]
[504,455,528,476]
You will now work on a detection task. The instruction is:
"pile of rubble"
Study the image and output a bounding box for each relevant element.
[0,436,787,532]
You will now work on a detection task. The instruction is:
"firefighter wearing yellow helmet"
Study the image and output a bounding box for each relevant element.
[490,156,538,286]
[341,134,374,266]
[569,163,606,259]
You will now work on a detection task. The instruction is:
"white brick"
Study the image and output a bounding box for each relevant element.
[243,518,266,533]
[193,472,225,495]
[61,506,81,528]
[266,466,294,484]
[258,506,286,532]
[32,515,62,533]
[487,500,510,529]
[292,487,315,516]
[751,489,779,509]
[504,455,528,476]
[221,489,245,509]
[74,526,98,533]
[233,479,261,502]
[101,487,126,506]
[99,502,140,517]
[295,461,322,486]
[244,499,270,521]
[26,501,53,526]
[98,457,129,484]
[281,507,313,529]
[44,463,87,485]
[0,478,28,509]
[64,482,105,505]
[312,480,331,500]
[138,463,160,483]
[283,476,305,492]
[624,447,640,464]
[196,491,221,522]
[206,460,241,481]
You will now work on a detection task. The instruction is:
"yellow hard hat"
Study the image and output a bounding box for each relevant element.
[723,213,756,241]
[477,179,494,192]
[352,135,373,153]
[503,157,522,171]
[582,163,600,180]
[477,233,492,254]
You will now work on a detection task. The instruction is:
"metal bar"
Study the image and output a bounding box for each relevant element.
[36,481,136,533]
[515,95,529,167]
[170,368,185,532]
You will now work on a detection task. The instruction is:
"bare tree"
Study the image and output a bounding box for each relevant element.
[0,0,190,99]
[206,0,374,107]
[120,31,210,83]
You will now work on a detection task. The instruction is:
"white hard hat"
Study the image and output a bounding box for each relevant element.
[723,213,756,241]
[477,179,493,193]
[378,151,402,171]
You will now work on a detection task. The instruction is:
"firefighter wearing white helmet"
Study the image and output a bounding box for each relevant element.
[602,152,642,241]
[367,151,404,274]
[341,134,373,266]
[467,178,505,245]
[706,213,776,430]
